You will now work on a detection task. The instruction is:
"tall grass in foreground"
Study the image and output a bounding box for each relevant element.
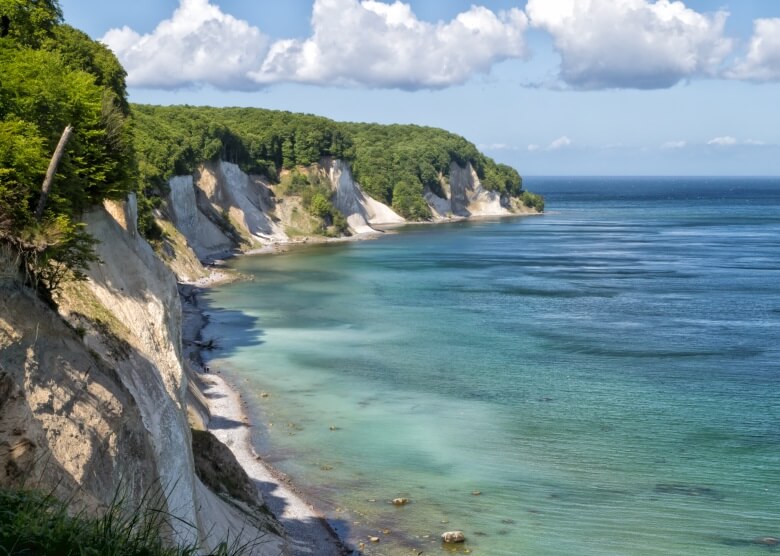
[0,488,264,556]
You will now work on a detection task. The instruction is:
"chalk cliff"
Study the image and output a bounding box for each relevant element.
[426,162,511,219]
[0,196,285,554]
[165,158,528,259]
[326,158,405,233]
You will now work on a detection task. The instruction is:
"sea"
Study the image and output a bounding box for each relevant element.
[202,177,780,555]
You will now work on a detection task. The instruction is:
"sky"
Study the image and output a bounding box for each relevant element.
[59,0,780,176]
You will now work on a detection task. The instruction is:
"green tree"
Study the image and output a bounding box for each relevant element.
[392,180,430,221]
[0,0,136,298]
[0,0,61,47]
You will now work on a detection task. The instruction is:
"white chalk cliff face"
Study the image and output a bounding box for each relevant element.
[426,162,510,219]
[327,158,405,234]
[0,197,285,554]
[79,200,200,544]
[166,161,289,259]
[165,158,523,260]
[197,162,287,244]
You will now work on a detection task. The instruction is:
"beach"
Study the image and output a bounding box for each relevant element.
[180,265,354,556]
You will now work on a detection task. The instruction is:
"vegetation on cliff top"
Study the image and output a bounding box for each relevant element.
[131,104,533,220]
[0,0,135,296]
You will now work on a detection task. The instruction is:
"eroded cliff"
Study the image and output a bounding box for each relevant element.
[164,158,533,259]
[0,197,285,554]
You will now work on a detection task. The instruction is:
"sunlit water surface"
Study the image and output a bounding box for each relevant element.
[204,177,780,555]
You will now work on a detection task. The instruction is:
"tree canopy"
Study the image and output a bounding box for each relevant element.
[0,0,134,296]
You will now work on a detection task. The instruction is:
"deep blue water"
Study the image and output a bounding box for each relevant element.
[204,177,780,555]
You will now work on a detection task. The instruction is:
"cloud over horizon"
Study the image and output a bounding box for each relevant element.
[726,18,780,82]
[525,0,732,89]
[254,0,528,88]
[102,0,780,92]
[102,0,269,90]
[103,0,528,90]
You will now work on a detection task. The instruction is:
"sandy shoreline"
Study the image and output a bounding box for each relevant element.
[180,212,541,554]
[180,265,354,556]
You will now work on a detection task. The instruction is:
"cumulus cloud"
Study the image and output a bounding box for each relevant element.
[548,136,572,150]
[102,0,528,90]
[525,0,732,89]
[102,0,269,89]
[661,140,687,149]
[708,136,738,146]
[253,0,528,88]
[726,18,780,82]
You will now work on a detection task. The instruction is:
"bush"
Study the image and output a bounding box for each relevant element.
[520,191,545,212]
[392,180,431,221]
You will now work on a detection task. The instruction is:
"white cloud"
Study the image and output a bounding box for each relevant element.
[708,136,738,146]
[548,136,572,150]
[527,144,540,152]
[744,139,766,146]
[661,140,687,149]
[726,18,780,82]
[525,0,732,89]
[253,0,528,88]
[102,0,269,90]
[103,0,529,90]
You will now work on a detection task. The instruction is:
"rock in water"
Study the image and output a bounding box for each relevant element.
[392,497,409,506]
[441,531,466,543]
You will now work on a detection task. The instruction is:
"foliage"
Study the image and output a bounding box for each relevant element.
[280,169,350,236]
[130,105,530,223]
[0,0,135,298]
[520,190,545,212]
[392,180,431,220]
[0,487,262,556]
[0,0,62,48]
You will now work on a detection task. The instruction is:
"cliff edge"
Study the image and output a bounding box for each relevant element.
[0,197,286,554]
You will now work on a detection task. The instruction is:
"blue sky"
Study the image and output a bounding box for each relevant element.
[60,0,780,176]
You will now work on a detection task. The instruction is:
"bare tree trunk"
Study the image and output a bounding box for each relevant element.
[35,124,73,221]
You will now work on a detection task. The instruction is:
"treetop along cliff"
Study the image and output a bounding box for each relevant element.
[132,104,530,221]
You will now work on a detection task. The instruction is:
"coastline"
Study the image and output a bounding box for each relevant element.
[179,211,542,554]
[180,265,354,556]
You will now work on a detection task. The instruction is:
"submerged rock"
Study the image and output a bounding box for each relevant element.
[441,531,466,543]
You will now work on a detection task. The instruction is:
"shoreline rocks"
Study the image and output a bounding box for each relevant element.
[441,530,466,544]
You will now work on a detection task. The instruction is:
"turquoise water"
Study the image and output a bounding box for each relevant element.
[203,177,780,555]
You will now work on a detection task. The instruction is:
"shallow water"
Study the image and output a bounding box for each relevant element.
[203,177,780,555]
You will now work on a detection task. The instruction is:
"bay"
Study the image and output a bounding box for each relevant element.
[203,177,780,555]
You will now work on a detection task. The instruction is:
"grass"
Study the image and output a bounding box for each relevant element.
[0,487,267,556]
